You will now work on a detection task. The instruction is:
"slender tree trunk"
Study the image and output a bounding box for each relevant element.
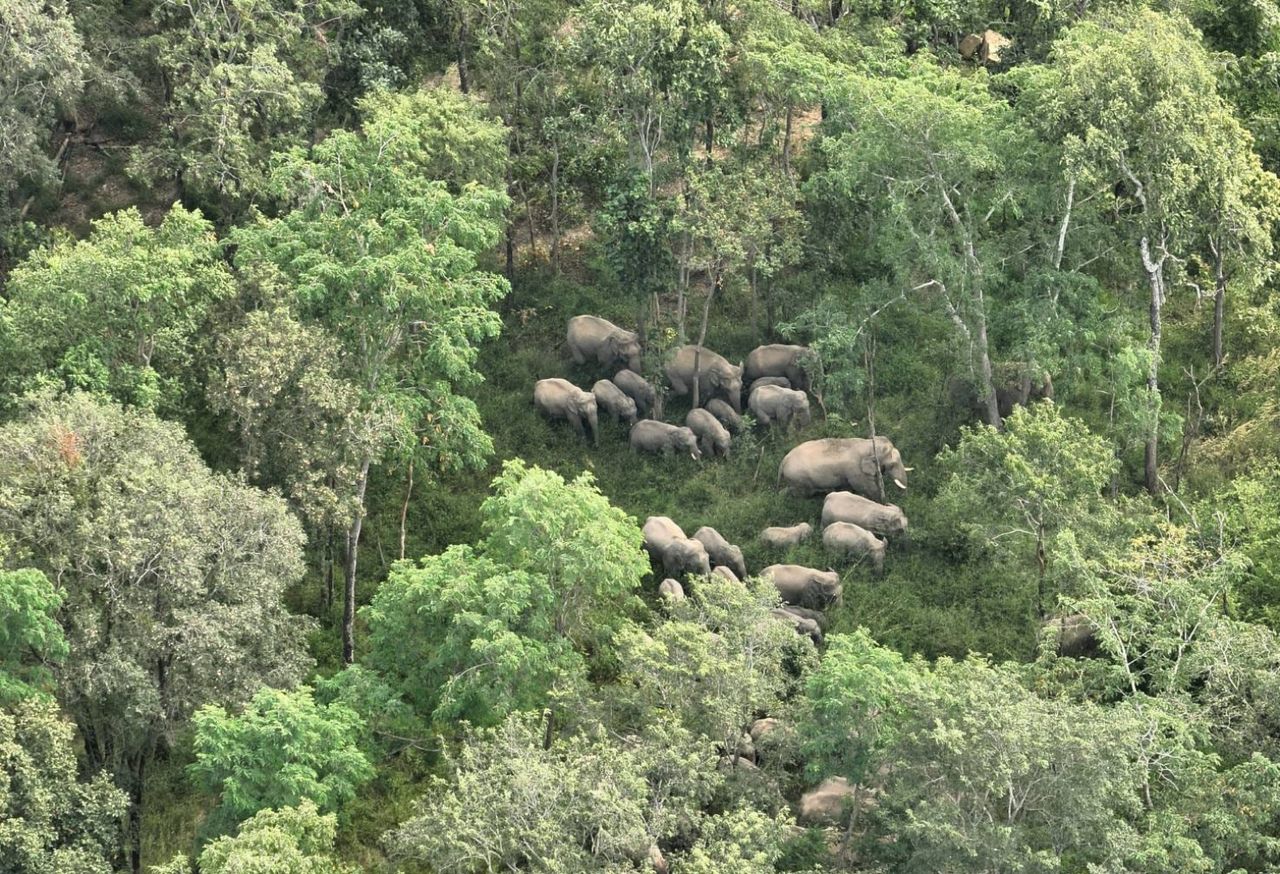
[781,100,794,176]
[865,329,885,502]
[324,528,335,612]
[127,756,145,874]
[550,144,561,274]
[342,459,372,665]
[399,458,414,561]
[1211,238,1226,369]
[1141,236,1164,496]
[456,19,470,94]
[690,273,720,409]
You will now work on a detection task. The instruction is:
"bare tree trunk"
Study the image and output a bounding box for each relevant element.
[1141,236,1164,497]
[781,100,794,176]
[690,273,720,409]
[399,458,414,561]
[550,144,561,274]
[1211,237,1225,369]
[342,459,371,665]
[865,329,885,502]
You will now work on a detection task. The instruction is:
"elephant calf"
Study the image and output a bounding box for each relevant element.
[821,491,908,538]
[592,379,638,426]
[686,409,731,458]
[761,564,842,610]
[613,369,658,417]
[643,516,712,579]
[760,522,812,548]
[567,315,642,373]
[705,398,741,434]
[822,521,886,573]
[631,420,702,460]
[712,565,741,583]
[747,376,792,396]
[771,607,824,645]
[692,526,747,579]
[749,384,811,431]
[658,578,686,602]
[533,378,598,444]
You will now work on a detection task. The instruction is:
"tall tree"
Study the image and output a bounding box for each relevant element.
[0,393,312,872]
[232,86,510,664]
[0,567,66,704]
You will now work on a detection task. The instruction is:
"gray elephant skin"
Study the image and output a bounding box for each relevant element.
[643,516,712,578]
[822,521,886,573]
[686,409,731,458]
[1049,613,1099,658]
[631,420,702,459]
[771,607,823,645]
[745,344,814,392]
[821,491,907,538]
[761,564,842,610]
[664,345,744,412]
[613,369,657,417]
[749,384,811,430]
[712,565,740,583]
[592,379,638,426]
[747,376,792,396]
[567,315,642,373]
[692,526,746,579]
[704,398,741,434]
[760,522,812,548]
[658,578,686,602]
[534,378,599,444]
[778,437,911,497]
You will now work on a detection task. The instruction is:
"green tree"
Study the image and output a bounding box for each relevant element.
[1,206,234,415]
[233,86,509,664]
[0,393,312,872]
[0,568,66,704]
[152,800,358,874]
[0,0,85,247]
[363,460,647,725]
[189,685,373,834]
[0,698,127,874]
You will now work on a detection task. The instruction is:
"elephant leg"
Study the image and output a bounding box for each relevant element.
[568,340,586,365]
[569,414,585,438]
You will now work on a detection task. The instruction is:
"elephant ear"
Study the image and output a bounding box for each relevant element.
[858,452,880,478]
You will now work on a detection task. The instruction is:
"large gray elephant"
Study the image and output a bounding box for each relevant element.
[685,409,731,458]
[745,344,815,392]
[778,437,911,497]
[567,315,642,373]
[643,516,711,578]
[533,378,598,444]
[705,398,741,434]
[761,564,842,610]
[1049,613,1099,658]
[822,522,886,573]
[821,491,908,538]
[592,379,638,426]
[748,385,811,430]
[613,369,657,417]
[692,526,746,579]
[664,345,744,412]
[630,420,702,460]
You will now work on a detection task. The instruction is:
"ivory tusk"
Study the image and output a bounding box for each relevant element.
[903,466,915,472]
[892,478,907,490]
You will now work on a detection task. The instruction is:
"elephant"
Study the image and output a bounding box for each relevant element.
[781,604,828,630]
[533,378,598,444]
[664,345,744,412]
[592,379,638,426]
[799,777,858,826]
[686,409,731,458]
[822,522,886,573]
[821,491,908,538]
[712,565,741,583]
[745,344,815,392]
[771,607,823,646]
[1049,613,1099,658]
[760,522,812,548]
[658,578,686,602]
[761,564,842,610]
[778,437,912,498]
[692,526,747,579]
[567,315,642,373]
[643,516,711,578]
[705,398,742,434]
[950,363,1055,421]
[747,376,792,396]
[748,384,811,430]
[613,369,657,417]
[630,420,702,460]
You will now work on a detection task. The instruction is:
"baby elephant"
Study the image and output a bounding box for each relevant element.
[693,526,747,579]
[631,420,702,460]
[761,564,842,610]
[658,578,686,603]
[534,378,598,444]
[771,607,823,645]
[760,522,812,549]
[613,369,658,417]
[821,491,908,538]
[748,376,792,395]
[592,379,638,426]
[705,398,742,434]
[643,516,711,578]
[686,409,731,458]
[823,522,886,573]
[749,384,811,431]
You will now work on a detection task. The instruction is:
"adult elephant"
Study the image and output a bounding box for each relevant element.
[748,385,811,430]
[533,378,598,444]
[567,315,642,373]
[745,344,815,392]
[664,345,744,412]
[778,437,911,498]
[643,516,711,578]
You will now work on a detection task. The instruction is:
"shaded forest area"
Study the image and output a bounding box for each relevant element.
[5,0,1280,871]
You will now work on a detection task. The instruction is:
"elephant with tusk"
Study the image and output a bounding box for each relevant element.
[778,436,912,498]
[630,420,702,460]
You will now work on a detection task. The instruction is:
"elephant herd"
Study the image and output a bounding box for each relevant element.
[533,315,818,459]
